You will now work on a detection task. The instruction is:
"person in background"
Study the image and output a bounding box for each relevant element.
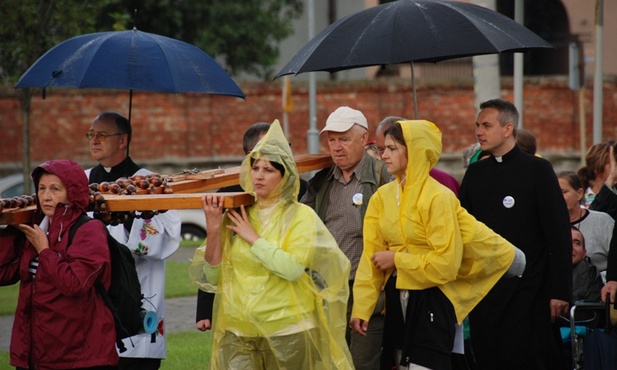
[86,112,181,370]
[375,116,460,195]
[578,141,617,213]
[351,120,520,370]
[459,98,571,370]
[302,106,390,370]
[0,160,118,369]
[461,142,491,170]
[515,128,538,156]
[365,140,380,159]
[557,171,614,281]
[195,121,307,332]
[190,120,353,369]
[571,226,603,303]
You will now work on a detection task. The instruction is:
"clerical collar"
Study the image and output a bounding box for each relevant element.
[493,145,520,164]
[88,156,141,184]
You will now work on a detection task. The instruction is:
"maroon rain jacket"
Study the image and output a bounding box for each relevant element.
[0,160,118,369]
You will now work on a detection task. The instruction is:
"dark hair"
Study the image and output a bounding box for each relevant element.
[516,128,537,155]
[243,122,271,154]
[95,112,132,145]
[479,99,519,135]
[570,225,586,249]
[557,170,584,198]
[249,157,285,177]
[382,122,406,148]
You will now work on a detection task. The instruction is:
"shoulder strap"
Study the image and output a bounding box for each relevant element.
[67,214,128,350]
[67,215,107,298]
[67,216,115,316]
[67,214,93,247]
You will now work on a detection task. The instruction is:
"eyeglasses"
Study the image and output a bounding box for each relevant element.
[86,131,123,141]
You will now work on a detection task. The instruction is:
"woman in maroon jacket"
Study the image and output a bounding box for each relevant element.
[0,160,118,369]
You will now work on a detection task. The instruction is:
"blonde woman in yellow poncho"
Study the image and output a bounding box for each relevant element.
[190,120,353,370]
[350,120,525,369]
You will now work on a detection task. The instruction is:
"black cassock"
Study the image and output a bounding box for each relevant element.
[459,145,571,370]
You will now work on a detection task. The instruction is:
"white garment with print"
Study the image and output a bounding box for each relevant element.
[86,168,181,359]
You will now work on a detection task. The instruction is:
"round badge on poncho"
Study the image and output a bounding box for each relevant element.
[503,196,515,208]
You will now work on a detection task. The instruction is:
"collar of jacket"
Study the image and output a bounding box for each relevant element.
[315,153,389,223]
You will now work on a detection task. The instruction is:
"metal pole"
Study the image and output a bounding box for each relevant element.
[472,0,500,111]
[514,0,524,127]
[282,77,290,138]
[580,88,587,167]
[592,0,604,144]
[307,0,320,154]
[411,61,418,119]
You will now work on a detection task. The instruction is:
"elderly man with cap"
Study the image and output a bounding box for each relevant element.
[301,106,391,370]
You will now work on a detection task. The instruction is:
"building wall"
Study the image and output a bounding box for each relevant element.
[1,77,616,181]
[561,0,617,77]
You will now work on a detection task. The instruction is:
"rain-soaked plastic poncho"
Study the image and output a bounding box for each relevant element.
[353,120,517,325]
[190,120,353,369]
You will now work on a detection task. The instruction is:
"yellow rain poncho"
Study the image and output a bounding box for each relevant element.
[352,120,517,325]
[190,120,353,369]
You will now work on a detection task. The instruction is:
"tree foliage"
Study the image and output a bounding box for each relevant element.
[0,0,119,84]
[98,0,303,80]
[0,0,303,84]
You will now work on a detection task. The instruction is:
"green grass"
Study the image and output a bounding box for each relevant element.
[166,259,198,298]
[0,330,212,369]
[161,330,212,369]
[0,284,18,316]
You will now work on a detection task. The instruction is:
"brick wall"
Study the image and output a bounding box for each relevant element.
[1,77,616,176]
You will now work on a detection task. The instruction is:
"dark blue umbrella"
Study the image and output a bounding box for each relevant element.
[16,28,244,96]
[16,28,245,123]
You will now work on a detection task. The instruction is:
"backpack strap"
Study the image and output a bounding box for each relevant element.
[67,215,92,245]
[66,214,111,299]
[67,214,130,352]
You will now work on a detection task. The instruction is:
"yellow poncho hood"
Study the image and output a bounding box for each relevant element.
[239,119,300,204]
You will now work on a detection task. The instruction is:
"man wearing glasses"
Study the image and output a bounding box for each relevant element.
[85,112,181,370]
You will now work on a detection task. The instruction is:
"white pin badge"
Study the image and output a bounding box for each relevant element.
[503,196,515,209]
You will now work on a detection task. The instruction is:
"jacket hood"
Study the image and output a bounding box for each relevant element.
[400,120,442,189]
[239,120,299,204]
[31,159,90,214]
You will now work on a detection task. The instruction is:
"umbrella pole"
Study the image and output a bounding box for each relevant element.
[410,62,418,119]
[127,89,132,157]
[128,89,133,126]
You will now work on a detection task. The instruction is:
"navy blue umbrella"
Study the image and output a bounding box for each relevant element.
[16,28,245,123]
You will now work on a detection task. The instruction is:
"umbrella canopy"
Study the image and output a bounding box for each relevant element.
[16,28,245,98]
[276,0,553,118]
[277,0,553,75]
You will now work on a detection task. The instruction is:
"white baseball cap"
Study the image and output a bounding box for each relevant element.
[320,106,368,134]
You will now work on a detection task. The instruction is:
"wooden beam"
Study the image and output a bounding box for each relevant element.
[1,154,333,225]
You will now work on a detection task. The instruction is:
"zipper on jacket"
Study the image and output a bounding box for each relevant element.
[29,274,35,368]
